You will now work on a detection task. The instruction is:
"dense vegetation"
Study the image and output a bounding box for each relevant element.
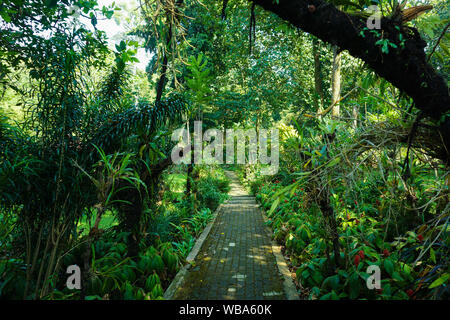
[0,0,448,300]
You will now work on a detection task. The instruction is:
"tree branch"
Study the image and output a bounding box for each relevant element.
[250,0,449,162]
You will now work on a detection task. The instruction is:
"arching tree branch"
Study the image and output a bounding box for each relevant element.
[249,0,449,162]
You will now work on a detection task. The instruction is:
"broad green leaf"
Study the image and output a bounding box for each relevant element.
[430,247,436,263]
[268,197,280,215]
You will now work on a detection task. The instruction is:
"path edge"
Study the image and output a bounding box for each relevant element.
[260,207,301,300]
[163,202,225,300]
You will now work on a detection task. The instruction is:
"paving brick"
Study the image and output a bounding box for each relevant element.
[172,171,285,300]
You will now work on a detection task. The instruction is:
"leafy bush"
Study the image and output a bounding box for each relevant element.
[240,119,449,300]
[197,181,222,211]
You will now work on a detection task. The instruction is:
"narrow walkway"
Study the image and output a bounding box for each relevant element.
[172,171,286,300]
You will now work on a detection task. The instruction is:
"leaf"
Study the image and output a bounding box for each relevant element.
[104,9,114,19]
[293,171,311,176]
[323,274,340,290]
[330,0,363,9]
[303,159,311,169]
[91,14,97,27]
[430,247,436,263]
[439,43,449,56]
[0,11,11,22]
[392,271,404,282]
[268,197,280,215]
[428,274,449,289]
[326,157,341,168]
[312,271,323,284]
[361,73,372,89]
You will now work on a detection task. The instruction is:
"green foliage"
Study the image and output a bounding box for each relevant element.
[186,53,212,107]
[242,118,449,300]
[196,168,230,211]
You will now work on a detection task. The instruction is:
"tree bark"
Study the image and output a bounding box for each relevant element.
[155,0,184,102]
[155,53,169,102]
[312,37,324,111]
[352,104,358,128]
[318,190,340,268]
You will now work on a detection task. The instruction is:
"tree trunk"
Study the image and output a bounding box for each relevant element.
[330,45,341,118]
[250,0,450,162]
[154,0,184,102]
[352,104,358,128]
[186,162,193,196]
[319,193,341,268]
[118,188,144,259]
[312,37,324,111]
[155,53,169,102]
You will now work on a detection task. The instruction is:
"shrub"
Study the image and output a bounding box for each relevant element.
[196,168,230,211]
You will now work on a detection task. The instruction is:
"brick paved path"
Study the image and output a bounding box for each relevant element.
[172,171,286,300]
